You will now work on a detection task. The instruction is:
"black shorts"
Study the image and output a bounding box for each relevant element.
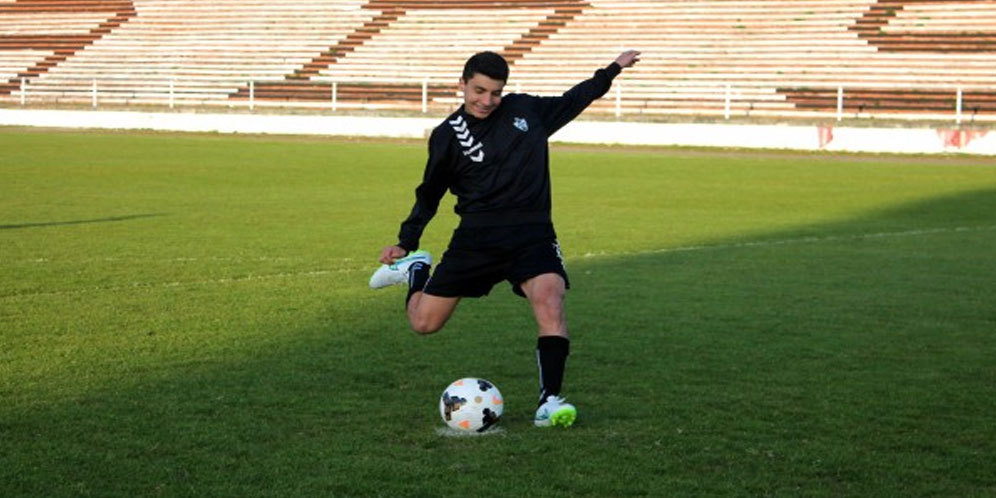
[423,223,570,298]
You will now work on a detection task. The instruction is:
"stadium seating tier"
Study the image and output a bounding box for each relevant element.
[1,0,993,119]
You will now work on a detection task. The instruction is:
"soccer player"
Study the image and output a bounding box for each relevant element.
[370,49,641,428]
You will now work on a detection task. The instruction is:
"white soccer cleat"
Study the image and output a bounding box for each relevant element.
[534,395,577,428]
[368,250,432,289]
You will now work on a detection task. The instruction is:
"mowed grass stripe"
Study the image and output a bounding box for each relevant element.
[4,224,995,301]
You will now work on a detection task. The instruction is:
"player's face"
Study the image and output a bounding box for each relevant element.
[459,73,505,119]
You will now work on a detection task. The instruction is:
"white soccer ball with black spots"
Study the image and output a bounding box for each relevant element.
[439,378,503,433]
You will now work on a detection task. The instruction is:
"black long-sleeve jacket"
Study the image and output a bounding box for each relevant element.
[397,62,622,252]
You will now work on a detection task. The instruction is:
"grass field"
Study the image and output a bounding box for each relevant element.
[2,128,995,497]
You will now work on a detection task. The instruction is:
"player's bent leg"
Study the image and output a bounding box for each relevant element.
[369,250,432,289]
[521,273,576,427]
[407,292,460,335]
[520,272,568,337]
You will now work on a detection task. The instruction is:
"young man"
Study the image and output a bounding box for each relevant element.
[370,50,641,428]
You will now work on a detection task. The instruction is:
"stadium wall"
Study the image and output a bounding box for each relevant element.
[1,109,994,156]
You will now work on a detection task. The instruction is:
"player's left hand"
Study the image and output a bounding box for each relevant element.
[615,50,641,68]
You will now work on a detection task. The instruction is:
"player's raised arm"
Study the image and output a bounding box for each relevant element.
[534,49,642,135]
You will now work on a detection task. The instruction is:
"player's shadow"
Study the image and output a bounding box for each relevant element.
[0,213,167,230]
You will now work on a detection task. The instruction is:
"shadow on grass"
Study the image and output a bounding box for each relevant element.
[2,189,995,496]
[0,213,167,230]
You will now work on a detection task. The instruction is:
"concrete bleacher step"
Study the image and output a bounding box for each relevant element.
[229,80,454,103]
[289,7,404,80]
[0,0,136,96]
[232,0,587,101]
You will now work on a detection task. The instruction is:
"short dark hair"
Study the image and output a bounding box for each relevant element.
[462,51,509,82]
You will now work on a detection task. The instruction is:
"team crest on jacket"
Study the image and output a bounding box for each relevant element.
[514,117,529,132]
[449,115,484,163]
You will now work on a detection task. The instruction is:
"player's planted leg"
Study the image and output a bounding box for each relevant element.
[534,395,577,428]
[534,335,576,427]
[521,273,576,427]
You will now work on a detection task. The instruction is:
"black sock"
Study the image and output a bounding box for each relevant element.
[405,262,431,306]
[536,335,570,406]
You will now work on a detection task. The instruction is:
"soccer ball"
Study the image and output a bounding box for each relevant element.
[439,378,503,433]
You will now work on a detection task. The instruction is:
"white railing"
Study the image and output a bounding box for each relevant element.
[5,77,994,124]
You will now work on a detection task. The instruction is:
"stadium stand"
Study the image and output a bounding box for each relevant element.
[0,0,993,120]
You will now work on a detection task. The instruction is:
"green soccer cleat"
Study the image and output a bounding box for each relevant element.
[534,396,577,428]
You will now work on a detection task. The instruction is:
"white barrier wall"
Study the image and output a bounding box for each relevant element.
[1,109,994,155]
[558,121,996,155]
[0,109,440,140]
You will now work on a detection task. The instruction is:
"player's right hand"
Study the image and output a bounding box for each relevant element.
[378,245,408,265]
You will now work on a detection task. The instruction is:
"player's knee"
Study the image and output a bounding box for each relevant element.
[410,315,443,335]
[534,292,564,315]
[530,290,566,331]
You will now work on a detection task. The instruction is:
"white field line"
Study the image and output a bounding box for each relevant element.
[16,256,350,264]
[4,225,994,300]
[435,426,506,438]
[1,267,365,300]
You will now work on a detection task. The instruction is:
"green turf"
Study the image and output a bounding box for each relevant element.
[2,128,995,497]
